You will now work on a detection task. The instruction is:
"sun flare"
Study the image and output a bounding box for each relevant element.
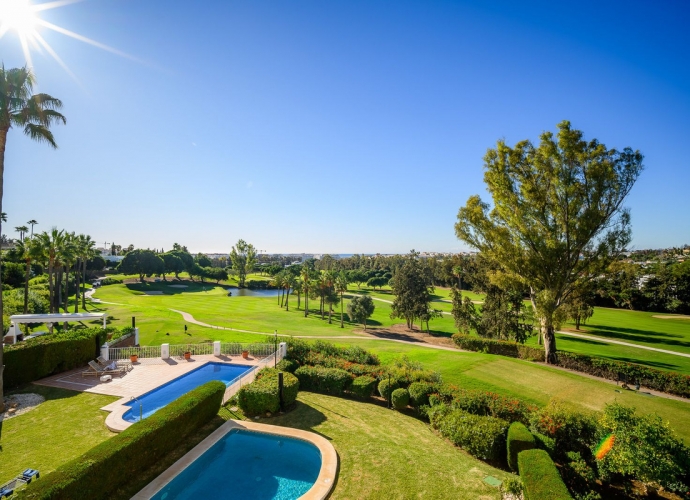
[0,0,38,37]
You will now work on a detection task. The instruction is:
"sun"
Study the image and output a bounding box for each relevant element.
[0,0,38,37]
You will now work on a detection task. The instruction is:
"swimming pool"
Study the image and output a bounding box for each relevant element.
[124,362,252,423]
[142,423,334,500]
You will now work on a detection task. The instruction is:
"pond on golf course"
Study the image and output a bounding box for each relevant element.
[226,287,282,297]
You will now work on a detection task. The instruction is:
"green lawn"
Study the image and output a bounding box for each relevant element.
[0,385,118,485]
[269,392,508,499]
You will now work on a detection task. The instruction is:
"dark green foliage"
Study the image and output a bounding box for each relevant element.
[117,249,165,282]
[100,277,123,286]
[285,338,379,366]
[595,403,690,492]
[452,334,545,361]
[294,366,351,395]
[517,449,572,500]
[3,327,122,389]
[346,295,375,329]
[453,334,690,398]
[532,432,556,457]
[529,401,598,459]
[18,381,225,500]
[562,452,598,498]
[507,422,536,472]
[385,356,441,387]
[237,368,299,415]
[275,359,298,373]
[389,251,434,330]
[377,378,400,400]
[556,351,690,399]
[427,404,509,461]
[350,375,377,399]
[391,388,410,409]
[408,381,437,407]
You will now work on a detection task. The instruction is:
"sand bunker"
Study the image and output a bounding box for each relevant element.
[142,291,164,295]
[653,315,690,320]
[168,285,188,288]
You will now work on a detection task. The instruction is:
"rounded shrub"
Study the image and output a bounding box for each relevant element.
[276,359,298,373]
[391,388,410,410]
[378,378,400,400]
[238,368,299,415]
[408,381,436,407]
[294,366,352,395]
[350,375,377,399]
[507,421,536,472]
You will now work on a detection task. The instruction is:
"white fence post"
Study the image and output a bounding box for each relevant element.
[134,327,140,346]
[161,343,170,360]
[279,342,287,360]
[101,344,109,361]
[213,341,221,357]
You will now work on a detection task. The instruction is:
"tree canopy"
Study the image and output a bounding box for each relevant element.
[118,249,165,282]
[455,121,643,363]
[389,251,434,330]
[347,294,375,330]
[230,239,257,288]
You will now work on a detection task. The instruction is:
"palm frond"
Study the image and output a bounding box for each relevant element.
[23,123,58,148]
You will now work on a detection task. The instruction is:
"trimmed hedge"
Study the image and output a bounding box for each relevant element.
[507,422,536,472]
[517,449,572,500]
[275,359,298,373]
[391,388,410,409]
[3,327,121,389]
[18,381,225,500]
[428,405,509,461]
[377,378,400,400]
[237,368,299,415]
[294,366,351,395]
[452,334,690,398]
[350,375,377,399]
[408,381,437,407]
[452,334,545,361]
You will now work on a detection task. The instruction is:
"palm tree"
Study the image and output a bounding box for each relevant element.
[301,266,311,317]
[0,67,66,411]
[27,220,37,239]
[59,233,77,318]
[284,274,296,312]
[15,225,28,241]
[36,228,65,313]
[76,234,96,310]
[16,238,41,314]
[335,272,349,328]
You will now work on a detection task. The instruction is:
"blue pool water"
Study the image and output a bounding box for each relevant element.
[151,429,321,500]
[124,363,251,422]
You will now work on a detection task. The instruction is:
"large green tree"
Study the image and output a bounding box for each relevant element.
[230,239,257,288]
[455,121,643,363]
[0,67,65,411]
[118,249,165,282]
[346,294,375,330]
[389,251,434,330]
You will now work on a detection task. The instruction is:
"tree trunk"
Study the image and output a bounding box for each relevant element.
[363,318,366,330]
[57,269,62,311]
[23,259,31,314]
[285,289,290,311]
[328,303,332,324]
[304,291,308,317]
[64,267,69,313]
[48,261,54,313]
[575,316,581,330]
[74,261,80,313]
[297,291,301,309]
[0,127,7,412]
[340,294,344,328]
[544,324,558,364]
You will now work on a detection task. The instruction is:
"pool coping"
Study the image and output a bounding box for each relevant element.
[132,419,338,500]
[103,359,260,432]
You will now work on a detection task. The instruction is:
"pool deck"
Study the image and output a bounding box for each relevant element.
[132,419,338,500]
[35,354,265,432]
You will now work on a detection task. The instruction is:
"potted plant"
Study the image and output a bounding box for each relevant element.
[130,354,138,363]
[242,350,249,359]
[184,351,191,360]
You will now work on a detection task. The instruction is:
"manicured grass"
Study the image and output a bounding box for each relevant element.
[0,385,118,484]
[270,392,508,499]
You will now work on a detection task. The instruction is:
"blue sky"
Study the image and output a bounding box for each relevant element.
[2,0,689,254]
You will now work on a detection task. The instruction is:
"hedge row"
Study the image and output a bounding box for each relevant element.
[507,422,536,472]
[3,327,125,389]
[294,366,351,395]
[427,404,509,461]
[429,384,535,425]
[452,334,690,398]
[350,375,377,399]
[237,368,299,415]
[18,381,225,500]
[517,449,572,500]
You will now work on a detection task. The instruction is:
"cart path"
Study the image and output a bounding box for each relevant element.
[556,330,690,359]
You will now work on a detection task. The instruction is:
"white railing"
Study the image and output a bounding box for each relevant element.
[169,343,214,358]
[109,345,161,360]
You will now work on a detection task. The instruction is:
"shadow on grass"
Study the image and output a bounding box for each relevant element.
[599,356,682,371]
[126,280,221,296]
[559,335,610,346]
[584,324,690,348]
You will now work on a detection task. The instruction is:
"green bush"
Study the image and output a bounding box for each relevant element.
[452,334,545,361]
[595,403,690,492]
[507,422,536,472]
[100,277,123,286]
[286,338,379,366]
[501,476,523,497]
[408,381,437,407]
[377,378,400,400]
[18,381,225,500]
[275,359,298,373]
[391,388,410,409]
[529,401,597,459]
[517,449,572,500]
[237,368,299,415]
[428,404,509,461]
[3,327,123,389]
[294,366,351,395]
[350,375,377,399]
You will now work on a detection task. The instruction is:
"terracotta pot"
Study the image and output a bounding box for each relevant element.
[242,350,249,359]
[130,354,138,363]
[184,352,191,360]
